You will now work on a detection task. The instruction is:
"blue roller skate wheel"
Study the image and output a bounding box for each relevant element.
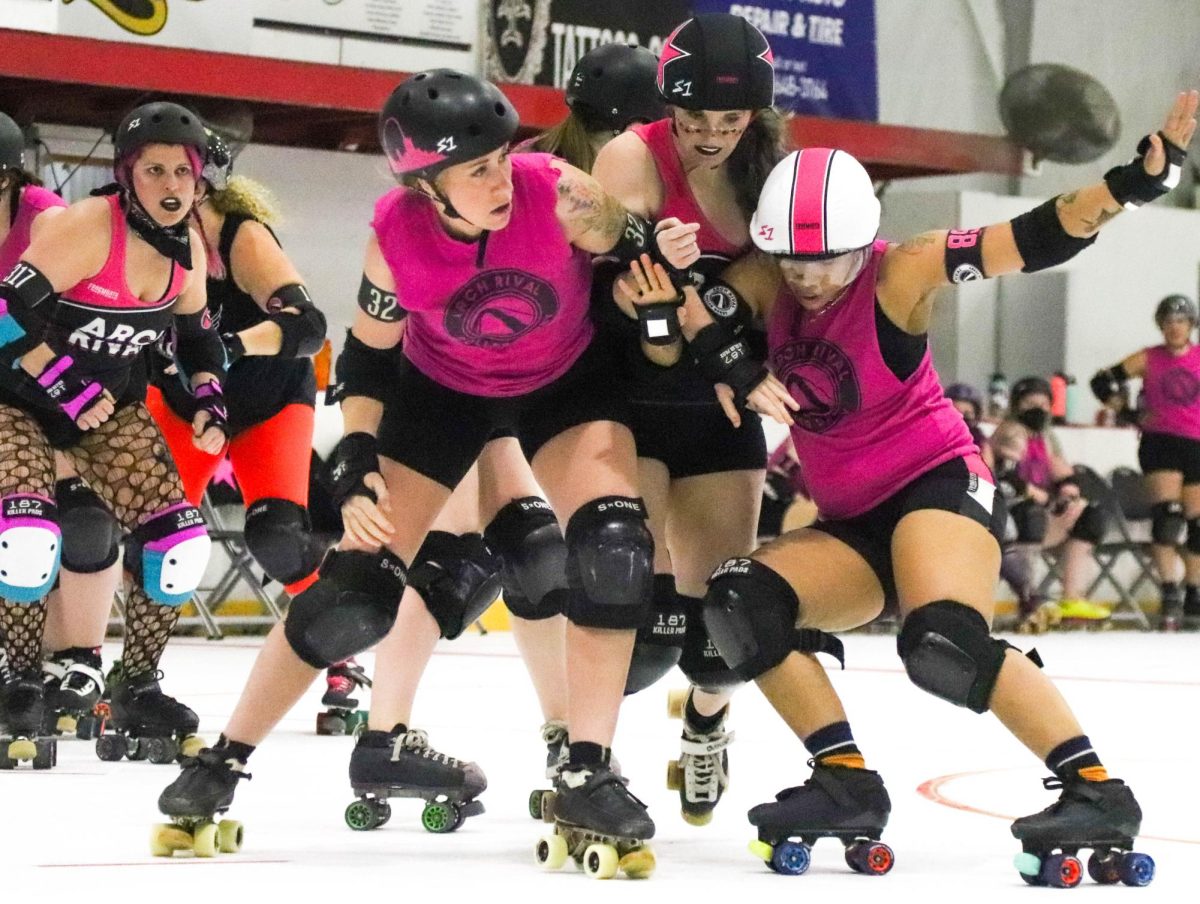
[770,840,811,876]
[1118,853,1155,887]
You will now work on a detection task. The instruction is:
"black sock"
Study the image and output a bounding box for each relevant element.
[804,721,865,768]
[1045,735,1107,782]
[684,690,725,734]
[568,741,606,769]
[214,735,256,765]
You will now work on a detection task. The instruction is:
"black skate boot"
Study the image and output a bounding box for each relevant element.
[153,747,249,857]
[0,671,57,769]
[536,763,656,879]
[316,659,371,736]
[1011,777,1153,887]
[95,669,203,764]
[748,761,893,876]
[666,691,733,826]
[44,647,104,735]
[528,719,568,820]
[1159,583,1184,632]
[344,726,486,833]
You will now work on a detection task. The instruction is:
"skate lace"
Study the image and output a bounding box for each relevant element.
[680,726,733,803]
[393,729,462,766]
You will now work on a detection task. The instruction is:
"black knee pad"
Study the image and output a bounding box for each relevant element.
[623,574,687,695]
[896,600,1013,713]
[408,531,503,640]
[1151,501,1185,546]
[1069,503,1108,544]
[284,548,408,668]
[244,498,325,586]
[677,594,742,693]
[1188,518,1200,555]
[484,496,569,621]
[1009,499,1047,544]
[55,477,121,573]
[703,558,845,682]
[563,496,654,630]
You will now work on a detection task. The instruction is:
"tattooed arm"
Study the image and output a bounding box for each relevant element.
[549,158,636,254]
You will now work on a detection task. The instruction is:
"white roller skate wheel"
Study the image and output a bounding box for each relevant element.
[192,822,219,857]
[217,819,243,853]
[535,834,569,870]
[583,843,619,880]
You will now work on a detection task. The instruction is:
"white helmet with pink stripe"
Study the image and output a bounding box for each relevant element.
[751,148,879,259]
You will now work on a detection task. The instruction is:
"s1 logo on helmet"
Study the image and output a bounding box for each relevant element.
[63,0,190,38]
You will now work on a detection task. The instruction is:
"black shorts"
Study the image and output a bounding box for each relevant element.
[376,340,630,489]
[1138,431,1200,485]
[808,457,1007,609]
[631,401,767,479]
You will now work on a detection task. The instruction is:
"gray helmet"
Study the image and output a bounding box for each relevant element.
[1155,294,1198,328]
[567,43,665,131]
[0,112,25,171]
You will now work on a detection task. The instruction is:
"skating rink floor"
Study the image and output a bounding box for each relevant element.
[5,629,1197,901]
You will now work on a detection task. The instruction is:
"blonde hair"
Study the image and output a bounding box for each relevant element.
[208,174,281,227]
[528,112,600,172]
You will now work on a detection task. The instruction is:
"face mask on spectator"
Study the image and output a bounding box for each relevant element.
[1017,408,1049,432]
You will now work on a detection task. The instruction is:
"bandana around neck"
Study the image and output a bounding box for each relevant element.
[93,182,193,270]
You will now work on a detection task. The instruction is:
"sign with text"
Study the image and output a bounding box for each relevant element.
[58,0,252,52]
[253,0,474,49]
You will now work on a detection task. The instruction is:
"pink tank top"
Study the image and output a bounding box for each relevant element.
[48,194,188,371]
[0,185,66,276]
[1018,432,1055,490]
[767,240,978,519]
[1141,344,1200,441]
[372,153,593,397]
[630,119,748,259]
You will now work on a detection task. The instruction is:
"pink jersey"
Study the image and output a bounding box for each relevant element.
[0,185,66,276]
[767,240,978,519]
[1140,344,1200,441]
[1017,432,1055,490]
[372,153,593,397]
[630,119,748,259]
[46,194,188,375]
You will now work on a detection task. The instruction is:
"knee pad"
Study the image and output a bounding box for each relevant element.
[124,504,210,607]
[244,498,325,586]
[408,531,503,640]
[485,496,569,621]
[677,594,742,693]
[1151,501,1186,546]
[284,548,408,668]
[563,496,654,630]
[1009,499,1047,544]
[1188,518,1200,555]
[896,600,1012,713]
[623,574,687,695]
[702,557,844,683]
[1069,503,1108,544]
[56,478,121,573]
[0,494,61,603]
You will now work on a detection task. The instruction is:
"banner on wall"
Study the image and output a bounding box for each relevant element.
[253,0,474,49]
[484,0,690,90]
[692,1,878,120]
[58,0,253,53]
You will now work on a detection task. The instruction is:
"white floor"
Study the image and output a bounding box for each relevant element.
[5,630,1197,902]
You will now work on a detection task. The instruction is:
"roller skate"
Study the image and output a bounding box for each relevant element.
[344,725,486,832]
[0,671,57,769]
[535,763,656,880]
[528,719,568,820]
[93,669,204,764]
[665,688,733,826]
[1011,776,1153,887]
[1057,598,1111,630]
[747,762,894,876]
[43,647,104,735]
[316,659,371,736]
[153,747,249,857]
[1017,597,1062,635]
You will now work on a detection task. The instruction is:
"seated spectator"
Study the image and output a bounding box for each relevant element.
[987,376,1112,631]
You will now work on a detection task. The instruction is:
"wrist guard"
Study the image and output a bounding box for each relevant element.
[1104,131,1186,210]
[36,354,105,422]
[328,432,380,509]
[689,322,769,406]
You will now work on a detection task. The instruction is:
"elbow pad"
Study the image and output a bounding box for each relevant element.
[0,261,55,361]
[1010,197,1097,273]
[267,284,326,358]
[326,330,395,405]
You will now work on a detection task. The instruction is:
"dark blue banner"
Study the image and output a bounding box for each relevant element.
[690,1,878,121]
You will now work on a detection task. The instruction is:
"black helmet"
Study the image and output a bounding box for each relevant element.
[1010,375,1052,407]
[656,14,775,111]
[945,382,983,416]
[0,112,24,171]
[114,101,208,162]
[567,43,665,131]
[380,69,518,180]
[1155,294,1198,328]
[202,128,233,191]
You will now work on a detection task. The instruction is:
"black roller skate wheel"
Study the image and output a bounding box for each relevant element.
[1087,851,1121,885]
[1043,854,1083,888]
[344,799,380,831]
[32,740,56,770]
[126,737,149,761]
[0,741,13,770]
[373,801,392,828]
[75,715,99,741]
[145,737,180,765]
[96,734,126,762]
